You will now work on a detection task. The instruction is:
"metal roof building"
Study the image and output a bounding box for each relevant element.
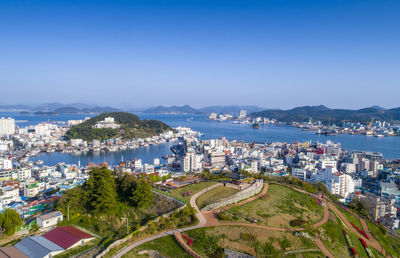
[0,246,28,258]
[14,236,64,258]
[42,226,94,250]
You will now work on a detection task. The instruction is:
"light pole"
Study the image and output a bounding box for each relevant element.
[67,206,70,221]
[121,217,129,235]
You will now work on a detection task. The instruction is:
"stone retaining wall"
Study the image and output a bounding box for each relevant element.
[96,194,185,258]
[201,179,263,211]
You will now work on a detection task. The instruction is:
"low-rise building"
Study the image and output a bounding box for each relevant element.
[36,211,64,228]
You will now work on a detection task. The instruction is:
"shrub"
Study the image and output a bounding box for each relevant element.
[289,219,307,227]
[218,213,231,221]
[279,237,291,249]
[240,233,255,241]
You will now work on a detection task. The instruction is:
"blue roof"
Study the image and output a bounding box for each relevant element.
[15,236,64,258]
[31,236,64,251]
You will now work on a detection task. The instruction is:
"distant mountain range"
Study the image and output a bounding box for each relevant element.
[143,105,267,114]
[143,105,201,114]
[198,105,267,114]
[250,105,400,124]
[0,103,121,114]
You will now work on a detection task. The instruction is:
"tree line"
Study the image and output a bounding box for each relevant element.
[57,166,154,217]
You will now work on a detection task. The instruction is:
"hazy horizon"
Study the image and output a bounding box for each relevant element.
[0,102,398,111]
[1,0,399,109]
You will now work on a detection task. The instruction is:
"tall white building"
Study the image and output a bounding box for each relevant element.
[183,151,201,172]
[0,158,12,170]
[319,158,338,171]
[315,168,354,198]
[17,168,32,181]
[94,117,120,129]
[208,113,217,120]
[292,168,306,180]
[340,163,357,174]
[210,151,226,168]
[238,110,247,119]
[327,173,355,199]
[0,117,15,136]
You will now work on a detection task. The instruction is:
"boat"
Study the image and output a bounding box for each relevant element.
[252,123,260,129]
[375,134,384,138]
[34,160,44,165]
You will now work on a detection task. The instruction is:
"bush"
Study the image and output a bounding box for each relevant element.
[377,223,388,235]
[218,213,230,221]
[240,233,255,241]
[289,219,307,227]
[279,237,291,249]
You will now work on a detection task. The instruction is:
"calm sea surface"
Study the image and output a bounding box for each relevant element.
[1,112,399,165]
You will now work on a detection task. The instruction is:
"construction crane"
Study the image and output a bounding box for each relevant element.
[367,118,374,130]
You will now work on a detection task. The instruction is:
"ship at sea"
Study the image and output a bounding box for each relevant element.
[252,123,260,129]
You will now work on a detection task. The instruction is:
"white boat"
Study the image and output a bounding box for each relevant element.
[375,134,384,138]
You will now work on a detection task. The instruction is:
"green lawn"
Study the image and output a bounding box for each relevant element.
[169,181,217,202]
[335,205,363,229]
[365,220,400,257]
[219,184,323,228]
[185,226,321,257]
[123,235,191,258]
[196,185,239,209]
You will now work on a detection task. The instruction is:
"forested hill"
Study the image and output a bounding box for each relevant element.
[250,105,400,124]
[66,112,172,141]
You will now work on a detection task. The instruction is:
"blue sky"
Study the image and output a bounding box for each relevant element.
[0,0,399,109]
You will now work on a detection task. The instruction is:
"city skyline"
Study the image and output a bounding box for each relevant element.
[1,0,400,109]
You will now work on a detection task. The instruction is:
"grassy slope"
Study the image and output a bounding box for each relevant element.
[219,184,323,228]
[123,235,191,258]
[365,220,400,257]
[186,226,321,257]
[168,181,217,202]
[196,186,239,209]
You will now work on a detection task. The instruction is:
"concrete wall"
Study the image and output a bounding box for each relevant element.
[201,179,263,211]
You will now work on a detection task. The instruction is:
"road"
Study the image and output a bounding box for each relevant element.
[112,183,222,258]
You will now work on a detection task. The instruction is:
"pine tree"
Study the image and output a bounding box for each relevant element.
[84,166,118,216]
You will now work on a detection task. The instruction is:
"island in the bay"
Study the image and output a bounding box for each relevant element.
[65,112,172,141]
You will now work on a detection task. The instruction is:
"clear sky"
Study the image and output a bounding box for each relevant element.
[0,0,399,109]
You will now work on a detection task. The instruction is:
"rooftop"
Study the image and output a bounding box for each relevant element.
[43,226,93,249]
[38,211,63,221]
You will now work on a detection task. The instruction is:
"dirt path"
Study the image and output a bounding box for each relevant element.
[114,182,335,258]
[315,234,335,258]
[312,201,330,229]
[173,232,201,258]
[360,218,375,242]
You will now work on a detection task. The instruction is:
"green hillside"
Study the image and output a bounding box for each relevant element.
[250,105,400,124]
[65,112,172,141]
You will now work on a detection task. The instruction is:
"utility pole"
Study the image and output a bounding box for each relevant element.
[121,217,129,235]
[67,206,70,221]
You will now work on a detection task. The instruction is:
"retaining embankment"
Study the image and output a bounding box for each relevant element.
[201,179,263,211]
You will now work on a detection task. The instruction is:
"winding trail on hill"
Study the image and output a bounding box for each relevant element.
[112,183,222,258]
[327,202,386,256]
[113,182,337,258]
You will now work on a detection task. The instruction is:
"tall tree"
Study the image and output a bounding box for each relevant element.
[130,178,153,209]
[1,209,22,235]
[84,166,118,216]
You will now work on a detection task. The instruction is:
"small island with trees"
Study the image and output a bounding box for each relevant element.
[65,112,172,141]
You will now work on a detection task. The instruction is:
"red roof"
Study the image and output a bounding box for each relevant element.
[42,226,93,249]
[58,226,93,239]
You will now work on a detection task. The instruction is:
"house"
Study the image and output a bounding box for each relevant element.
[42,226,95,250]
[36,211,63,228]
[14,236,64,258]
[0,246,28,258]
[24,183,40,198]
